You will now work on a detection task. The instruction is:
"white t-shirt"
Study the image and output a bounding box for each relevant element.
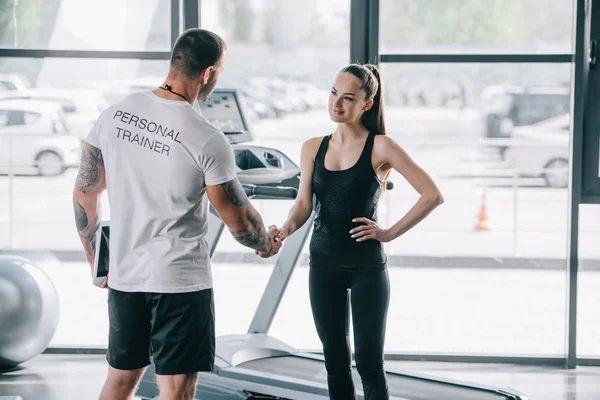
[85,91,237,293]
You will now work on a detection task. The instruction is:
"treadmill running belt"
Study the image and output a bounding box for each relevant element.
[236,356,514,400]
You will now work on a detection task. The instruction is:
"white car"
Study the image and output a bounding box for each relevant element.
[0,100,82,176]
[503,114,569,188]
[0,88,108,140]
[0,73,31,92]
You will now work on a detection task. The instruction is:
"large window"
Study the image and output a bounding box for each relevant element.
[0,58,169,252]
[0,0,350,347]
[1,0,171,51]
[577,204,600,358]
[379,0,574,54]
[2,0,594,366]
[0,56,169,346]
[271,63,573,356]
[202,0,350,339]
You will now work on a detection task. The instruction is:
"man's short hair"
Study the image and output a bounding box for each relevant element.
[170,29,227,79]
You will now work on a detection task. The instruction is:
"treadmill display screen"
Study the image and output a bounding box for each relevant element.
[196,91,247,134]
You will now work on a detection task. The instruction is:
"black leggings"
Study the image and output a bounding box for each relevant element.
[309,266,390,400]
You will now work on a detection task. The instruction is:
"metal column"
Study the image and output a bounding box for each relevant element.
[567,0,592,368]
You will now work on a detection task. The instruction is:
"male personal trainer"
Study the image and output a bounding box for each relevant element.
[72,28,280,400]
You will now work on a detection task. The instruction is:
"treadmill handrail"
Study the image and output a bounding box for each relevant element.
[242,184,298,199]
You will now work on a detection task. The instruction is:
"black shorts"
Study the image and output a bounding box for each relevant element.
[106,287,215,375]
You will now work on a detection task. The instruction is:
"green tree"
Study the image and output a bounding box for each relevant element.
[0,0,44,47]
[380,0,571,49]
[218,0,254,43]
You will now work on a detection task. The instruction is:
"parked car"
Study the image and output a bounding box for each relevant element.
[0,88,108,140]
[0,73,31,92]
[503,114,569,188]
[480,85,570,138]
[0,100,81,176]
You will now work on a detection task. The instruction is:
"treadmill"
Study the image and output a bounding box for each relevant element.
[135,89,528,400]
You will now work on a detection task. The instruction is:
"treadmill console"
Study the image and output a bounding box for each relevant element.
[195,89,255,144]
[195,88,300,194]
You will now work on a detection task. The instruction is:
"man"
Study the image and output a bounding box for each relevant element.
[72,28,281,400]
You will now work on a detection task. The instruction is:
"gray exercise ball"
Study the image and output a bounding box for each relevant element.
[0,255,60,368]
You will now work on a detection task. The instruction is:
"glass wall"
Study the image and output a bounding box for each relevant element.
[0,0,171,51]
[272,0,576,356]
[271,63,573,355]
[0,56,170,346]
[1,0,590,362]
[577,204,600,358]
[379,0,574,54]
[201,0,350,338]
[0,0,350,346]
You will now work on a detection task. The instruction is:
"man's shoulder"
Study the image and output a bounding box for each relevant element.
[98,92,149,120]
[182,110,227,146]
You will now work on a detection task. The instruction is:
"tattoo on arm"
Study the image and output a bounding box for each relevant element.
[231,210,271,252]
[75,144,104,194]
[73,199,100,260]
[219,179,270,252]
[86,215,99,257]
[74,199,88,232]
[220,179,250,207]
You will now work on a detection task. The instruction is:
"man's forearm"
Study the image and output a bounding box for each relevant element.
[73,194,102,268]
[230,205,271,253]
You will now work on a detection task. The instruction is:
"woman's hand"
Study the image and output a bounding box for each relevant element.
[350,217,392,243]
[273,226,290,241]
[255,225,287,257]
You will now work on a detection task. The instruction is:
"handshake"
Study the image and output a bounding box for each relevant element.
[255,225,289,258]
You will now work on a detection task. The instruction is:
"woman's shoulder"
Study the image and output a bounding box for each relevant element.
[303,135,328,150]
[301,135,329,161]
[373,134,400,151]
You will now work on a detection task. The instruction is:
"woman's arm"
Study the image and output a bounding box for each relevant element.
[278,137,322,238]
[352,135,443,243]
[379,135,443,241]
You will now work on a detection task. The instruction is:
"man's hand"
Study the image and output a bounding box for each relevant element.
[95,276,108,289]
[256,225,283,258]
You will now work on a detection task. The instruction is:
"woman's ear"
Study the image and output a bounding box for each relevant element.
[364,98,374,111]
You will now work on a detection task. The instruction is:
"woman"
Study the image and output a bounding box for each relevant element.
[272,64,444,399]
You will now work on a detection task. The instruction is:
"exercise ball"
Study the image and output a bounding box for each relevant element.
[0,255,60,368]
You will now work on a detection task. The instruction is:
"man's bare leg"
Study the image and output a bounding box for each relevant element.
[157,372,198,400]
[99,366,146,400]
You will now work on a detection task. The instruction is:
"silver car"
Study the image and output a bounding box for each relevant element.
[0,99,82,176]
[503,114,569,188]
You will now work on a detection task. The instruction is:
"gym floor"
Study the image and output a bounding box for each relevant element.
[0,354,598,400]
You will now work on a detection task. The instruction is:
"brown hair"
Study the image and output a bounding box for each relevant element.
[339,63,386,135]
[339,64,391,191]
[171,28,227,79]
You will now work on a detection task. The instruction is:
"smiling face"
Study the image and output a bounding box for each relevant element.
[328,72,374,124]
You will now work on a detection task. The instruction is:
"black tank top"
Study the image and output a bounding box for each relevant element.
[309,132,387,268]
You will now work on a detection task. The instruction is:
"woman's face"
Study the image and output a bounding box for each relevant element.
[328,72,372,124]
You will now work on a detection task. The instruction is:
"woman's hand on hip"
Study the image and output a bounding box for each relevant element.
[350,217,392,243]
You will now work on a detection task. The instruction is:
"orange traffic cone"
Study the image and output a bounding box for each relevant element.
[475,186,490,231]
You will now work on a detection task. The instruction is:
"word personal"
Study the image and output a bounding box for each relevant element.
[113,110,182,143]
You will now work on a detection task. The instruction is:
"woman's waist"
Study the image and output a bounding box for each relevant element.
[308,243,387,268]
[314,213,378,232]
[309,232,384,256]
